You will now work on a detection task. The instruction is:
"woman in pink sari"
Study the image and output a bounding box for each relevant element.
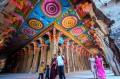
[95,55,106,79]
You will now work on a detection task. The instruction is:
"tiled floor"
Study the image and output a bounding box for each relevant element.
[0,70,120,79]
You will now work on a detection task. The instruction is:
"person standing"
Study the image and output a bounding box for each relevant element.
[38,62,45,79]
[50,54,58,79]
[45,65,50,79]
[88,55,98,78]
[95,55,106,79]
[56,51,66,79]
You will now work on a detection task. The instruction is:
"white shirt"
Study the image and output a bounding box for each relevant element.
[88,58,95,66]
[56,55,64,66]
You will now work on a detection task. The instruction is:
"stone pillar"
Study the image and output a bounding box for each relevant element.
[18,50,25,73]
[26,50,34,73]
[40,45,47,67]
[21,48,28,73]
[62,46,69,73]
[31,47,40,73]
[50,40,59,58]
[68,48,74,72]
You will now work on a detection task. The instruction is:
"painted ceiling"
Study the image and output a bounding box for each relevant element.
[1,0,102,55]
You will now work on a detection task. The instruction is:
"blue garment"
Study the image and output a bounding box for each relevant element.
[57,55,64,66]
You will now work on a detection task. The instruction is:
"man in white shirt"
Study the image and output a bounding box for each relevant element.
[56,51,66,79]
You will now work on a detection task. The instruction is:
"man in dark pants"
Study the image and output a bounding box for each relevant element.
[56,51,66,79]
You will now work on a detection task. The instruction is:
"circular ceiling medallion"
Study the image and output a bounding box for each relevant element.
[17,34,30,39]
[41,0,62,18]
[14,38,25,43]
[85,42,93,46]
[82,39,91,43]
[77,34,89,40]
[21,27,36,35]
[61,15,79,29]
[70,26,85,35]
[27,18,44,30]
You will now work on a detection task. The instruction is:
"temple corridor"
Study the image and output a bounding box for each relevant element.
[0,0,120,79]
[0,70,120,79]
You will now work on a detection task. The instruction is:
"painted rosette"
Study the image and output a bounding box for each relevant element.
[77,34,89,40]
[17,34,30,39]
[70,26,85,36]
[21,27,36,35]
[27,18,44,30]
[81,39,91,43]
[14,38,25,43]
[41,0,62,18]
[61,15,79,29]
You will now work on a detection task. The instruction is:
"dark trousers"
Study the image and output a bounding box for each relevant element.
[58,66,66,79]
[38,73,43,79]
[45,75,49,79]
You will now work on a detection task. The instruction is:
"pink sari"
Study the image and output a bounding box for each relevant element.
[95,58,106,78]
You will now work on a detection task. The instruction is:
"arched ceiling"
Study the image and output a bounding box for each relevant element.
[0,0,103,56]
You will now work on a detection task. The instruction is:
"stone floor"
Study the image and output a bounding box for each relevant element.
[0,70,120,79]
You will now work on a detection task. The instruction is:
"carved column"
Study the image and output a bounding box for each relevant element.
[21,48,28,73]
[31,46,40,73]
[18,50,25,73]
[62,45,69,73]
[40,45,47,67]
[26,45,34,73]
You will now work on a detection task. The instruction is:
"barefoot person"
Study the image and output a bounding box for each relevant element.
[95,55,106,79]
[50,54,58,79]
[57,51,66,79]
[88,55,98,78]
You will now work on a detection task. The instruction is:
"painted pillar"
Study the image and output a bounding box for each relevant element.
[26,46,34,73]
[21,48,28,73]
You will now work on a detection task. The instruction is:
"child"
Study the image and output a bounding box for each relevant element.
[38,62,45,79]
[45,65,50,79]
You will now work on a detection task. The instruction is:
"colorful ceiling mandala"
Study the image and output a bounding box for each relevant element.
[61,15,79,29]
[17,34,30,39]
[21,27,36,35]
[82,39,91,43]
[70,26,85,35]
[14,38,25,43]
[77,34,89,40]
[27,18,44,30]
[41,0,62,18]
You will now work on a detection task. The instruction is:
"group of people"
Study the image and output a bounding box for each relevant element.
[38,51,66,79]
[89,55,106,79]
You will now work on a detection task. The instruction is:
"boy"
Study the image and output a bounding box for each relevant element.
[38,62,45,79]
[45,65,50,79]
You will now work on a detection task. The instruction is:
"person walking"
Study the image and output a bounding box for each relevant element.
[95,55,106,79]
[45,65,50,79]
[50,54,58,79]
[88,55,98,78]
[56,51,66,79]
[38,62,45,79]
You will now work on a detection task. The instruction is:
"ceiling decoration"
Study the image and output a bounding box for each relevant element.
[61,15,79,29]
[21,27,36,35]
[14,38,25,43]
[40,0,62,18]
[17,34,30,40]
[7,0,71,50]
[70,26,85,36]
[77,34,89,40]
[27,18,44,30]
[81,39,91,43]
